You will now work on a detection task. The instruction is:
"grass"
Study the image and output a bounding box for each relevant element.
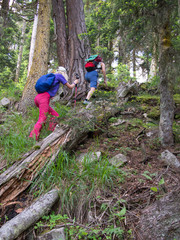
[31,150,127,239]
[30,150,126,210]
[1,84,179,239]
[0,103,70,167]
[0,109,36,166]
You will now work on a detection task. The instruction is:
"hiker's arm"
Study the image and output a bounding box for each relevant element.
[65,79,79,89]
[101,62,107,85]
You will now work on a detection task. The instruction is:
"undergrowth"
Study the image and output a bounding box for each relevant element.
[32,150,128,239]
[0,103,70,167]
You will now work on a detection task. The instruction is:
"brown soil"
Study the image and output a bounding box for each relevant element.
[74,111,180,239]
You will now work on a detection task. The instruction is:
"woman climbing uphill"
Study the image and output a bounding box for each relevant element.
[29,67,79,140]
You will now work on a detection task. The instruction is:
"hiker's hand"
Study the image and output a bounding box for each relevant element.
[74,79,79,85]
[75,73,80,79]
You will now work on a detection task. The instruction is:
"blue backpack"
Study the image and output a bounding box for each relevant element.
[35,73,55,93]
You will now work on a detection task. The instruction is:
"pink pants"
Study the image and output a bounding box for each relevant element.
[29,92,59,140]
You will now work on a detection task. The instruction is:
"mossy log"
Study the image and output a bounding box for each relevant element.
[0,102,120,206]
[0,189,59,240]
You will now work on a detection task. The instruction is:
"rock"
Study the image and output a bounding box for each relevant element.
[0,97,10,107]
[160,150,180,170]
[37,228,65,240]
[109,153,127,167]
[117,80,139,99]
[76,152,101,163]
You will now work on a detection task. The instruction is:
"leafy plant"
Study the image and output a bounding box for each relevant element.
[150,177,165,193]
[141,171,157,181]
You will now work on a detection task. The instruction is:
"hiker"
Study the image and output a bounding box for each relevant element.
[29,67,79,140]
[84,55,107,105]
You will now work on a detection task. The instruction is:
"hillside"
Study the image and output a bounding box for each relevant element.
[0,86,180,239]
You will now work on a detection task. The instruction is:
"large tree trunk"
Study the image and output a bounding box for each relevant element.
[65,0,90,101]
[19,0,51,110]
[158,5,174,147]
[52,0,90,102]
[52,0,68,68]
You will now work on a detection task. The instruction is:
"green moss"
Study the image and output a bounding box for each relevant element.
[174,94,180,104]
[135,95,160,105]
[173,122,180,143]
[140,105,149,112]
[147,107,160,120]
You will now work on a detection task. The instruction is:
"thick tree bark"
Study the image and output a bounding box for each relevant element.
[158,6,174,146]
[0,189,59,240]
[52,0,90,102]
[20,0,51,110]
[65,0,90,100]
[52,0,68,68]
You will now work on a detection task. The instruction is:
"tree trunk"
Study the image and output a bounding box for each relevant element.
[52,0,68,68]
[118,35,126,64]
[52,0,90,102]
[158,7,174,146]
[1,0,10,27]
[0,189,59,240]
[27,3,39,76]
[66,0,90,101]
[15,19,26,82]
[132,48,136,78]
[20,0,51,110]
[149,33,158,79]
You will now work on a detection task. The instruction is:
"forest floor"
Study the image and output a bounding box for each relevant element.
[74,102,180,238]
[0,89,180,239]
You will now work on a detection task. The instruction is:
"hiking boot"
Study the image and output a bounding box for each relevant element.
[83,99,90,105]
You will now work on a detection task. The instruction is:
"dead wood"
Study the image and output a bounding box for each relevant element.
[0,125,71,205]
[0,102,120,206]
[0,189,59,240]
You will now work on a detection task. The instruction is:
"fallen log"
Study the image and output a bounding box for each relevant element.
[0,102,121,205]
[0,189,59,240]
[0,125,71,205]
